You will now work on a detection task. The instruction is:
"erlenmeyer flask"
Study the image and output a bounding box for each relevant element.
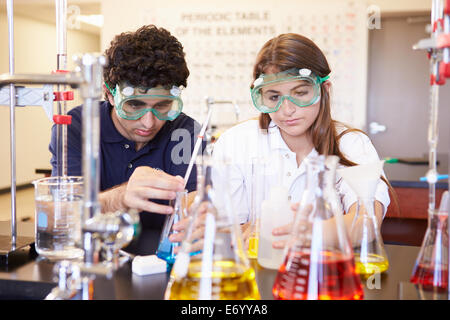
[156,189,189,266]
[338,161,389,276]
[410,191,448,290]
[272,155,363,300]
[165,156,260,300]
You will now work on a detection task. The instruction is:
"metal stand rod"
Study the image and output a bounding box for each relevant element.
[6,0,16,248]
[55,0,68,177]
[0,73,83,87]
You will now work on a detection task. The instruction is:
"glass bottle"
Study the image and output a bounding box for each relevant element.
[410,191,448,290]
[272,155,363,300]
[338,160,389,276]
[156,189,189,267]
[165,156,260,300]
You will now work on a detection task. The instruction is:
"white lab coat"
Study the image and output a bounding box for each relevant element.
[211,119,390,224]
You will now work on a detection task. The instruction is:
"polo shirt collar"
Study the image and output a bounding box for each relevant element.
[101,102,127,143]
[266,120,318,164]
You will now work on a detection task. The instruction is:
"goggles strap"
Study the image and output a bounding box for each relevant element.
[317,74,330,83]
[104,81,116,95]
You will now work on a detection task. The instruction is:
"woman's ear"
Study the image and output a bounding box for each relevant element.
[322,80,332,95]
[103,84,115,106]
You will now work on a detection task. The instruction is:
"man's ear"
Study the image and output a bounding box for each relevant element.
[103,84,115,106]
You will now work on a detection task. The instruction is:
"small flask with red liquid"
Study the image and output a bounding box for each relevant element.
[410,191,449,291]
[273,156,364,300]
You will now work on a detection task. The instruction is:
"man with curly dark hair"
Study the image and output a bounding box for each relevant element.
[49,25,200,254]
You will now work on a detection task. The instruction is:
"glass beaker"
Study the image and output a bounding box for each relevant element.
[165,156,260,300]
[272,155,363,300]
[156,189,189,266]
[410,191,448,290]
[32,176,84,260]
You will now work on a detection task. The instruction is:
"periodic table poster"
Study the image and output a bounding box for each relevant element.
[103,0,369,130]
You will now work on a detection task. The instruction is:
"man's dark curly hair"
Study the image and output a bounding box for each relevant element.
[103,25,189,93]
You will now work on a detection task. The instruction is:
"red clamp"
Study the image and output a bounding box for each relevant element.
[433,19,444,33]
[51,70,74,101]
[437,33,450,49]
[53,115,72,125]
[54,91,74,101]
[445,0,450,14]
[430,62,450,85]
[52,70,70,74]
[440,62,450,78]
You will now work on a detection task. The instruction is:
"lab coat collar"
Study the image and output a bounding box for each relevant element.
[267,121,290,151]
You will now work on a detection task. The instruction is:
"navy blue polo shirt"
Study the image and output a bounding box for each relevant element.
[49,101,201,230]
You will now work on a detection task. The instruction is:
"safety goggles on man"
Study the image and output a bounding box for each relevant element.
[250,68,330,114]
[106,82,184,121]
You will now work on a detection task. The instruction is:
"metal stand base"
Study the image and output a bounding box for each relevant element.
[0,235,35,265]
[0,220,35,266]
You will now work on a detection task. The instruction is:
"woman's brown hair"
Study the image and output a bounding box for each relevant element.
[253,33,398,215]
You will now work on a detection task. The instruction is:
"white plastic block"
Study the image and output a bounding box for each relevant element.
[132,255,167,276]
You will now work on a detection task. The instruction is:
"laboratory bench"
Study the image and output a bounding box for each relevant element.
[0,224,447,300]
[381,154,448,246]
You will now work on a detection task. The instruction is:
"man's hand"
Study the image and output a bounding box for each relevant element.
[124,166,185,214]
[100,166,185,214]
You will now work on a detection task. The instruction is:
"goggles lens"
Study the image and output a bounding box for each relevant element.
[108,83,183,121]
[251,68,329,113]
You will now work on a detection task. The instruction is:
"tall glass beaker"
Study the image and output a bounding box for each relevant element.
[272,155,363,300]
[165,156,260,300]
[33,176,84,260]
[410,191,448,290]
[156,189,189,266]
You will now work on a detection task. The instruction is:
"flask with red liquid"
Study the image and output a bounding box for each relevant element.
[410,191,448,291]
[272,155,363,300]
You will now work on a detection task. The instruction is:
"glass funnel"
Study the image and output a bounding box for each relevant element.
[338,160,389,276]
[156,189,189,267]
[410,191,448,290]
[272,155,363,300]
[165,156,260,300]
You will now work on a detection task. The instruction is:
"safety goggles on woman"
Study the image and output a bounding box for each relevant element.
[250,68,329,114]
[106,82,184,121]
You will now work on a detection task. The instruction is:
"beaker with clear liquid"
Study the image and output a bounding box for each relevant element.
[165,156,260,300]
[338,161,389,276]
[156,189,189,266]
[272,155,363,300]
[33,176,84,260]
[410,191,448,290]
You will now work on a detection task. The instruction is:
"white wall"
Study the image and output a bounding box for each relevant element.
[0,13,100,189]
[101,0,371,132]
[373,0,430,13]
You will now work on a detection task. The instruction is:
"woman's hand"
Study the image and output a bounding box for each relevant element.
[271,203,299,249]
[170,201,208,254]
[272,203,313,249]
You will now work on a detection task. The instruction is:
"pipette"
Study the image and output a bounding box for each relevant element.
[182,106,213,187]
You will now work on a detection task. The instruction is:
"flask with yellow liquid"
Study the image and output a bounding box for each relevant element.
[165,155,260,300]
[338,160,389,276]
